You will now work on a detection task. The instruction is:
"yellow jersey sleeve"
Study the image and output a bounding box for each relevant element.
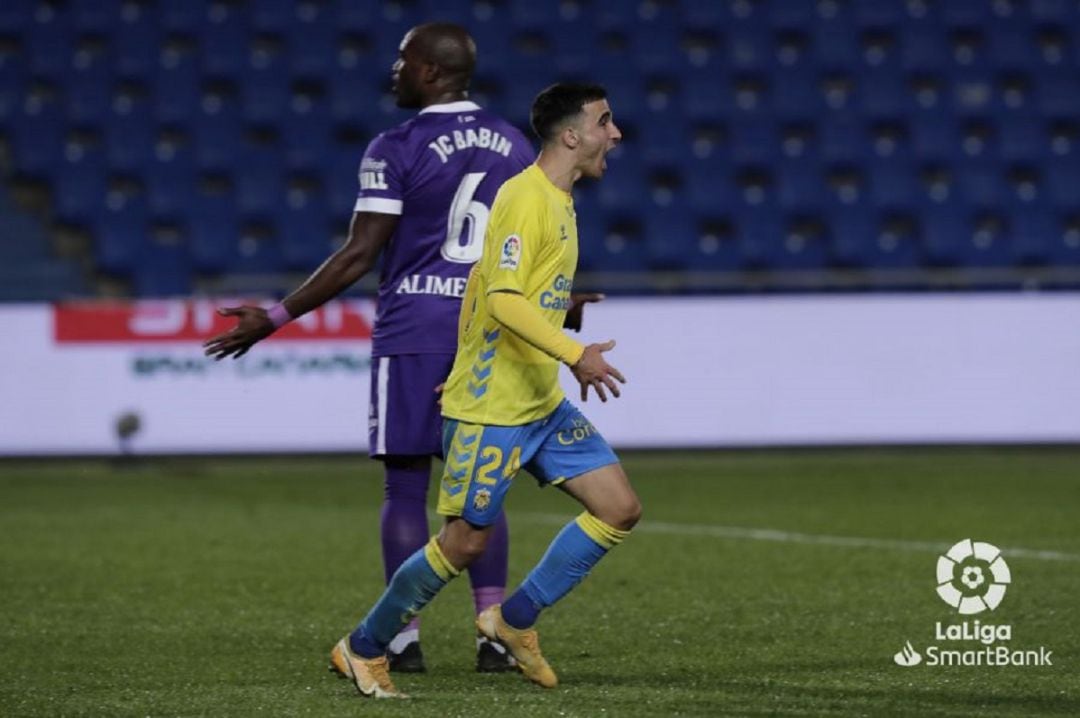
[483,179,546,296]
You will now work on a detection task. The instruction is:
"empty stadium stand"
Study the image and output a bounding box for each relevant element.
[2,0,1080,297]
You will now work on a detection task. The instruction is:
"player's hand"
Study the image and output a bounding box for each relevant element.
[202,306,276,360]
[563,292,604,332]
[570,340,626,403]
[434,382,445,406]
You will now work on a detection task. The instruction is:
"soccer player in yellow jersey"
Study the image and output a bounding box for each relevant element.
[331,83,640,699]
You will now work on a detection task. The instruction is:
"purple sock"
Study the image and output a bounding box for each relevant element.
[381,464,431,635]
[467,510,508,613]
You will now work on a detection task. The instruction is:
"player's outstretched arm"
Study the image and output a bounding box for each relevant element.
[202,212,398,360]
[570,340,626,403]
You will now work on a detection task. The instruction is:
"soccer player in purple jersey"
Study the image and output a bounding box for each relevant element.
[203,24,602,673]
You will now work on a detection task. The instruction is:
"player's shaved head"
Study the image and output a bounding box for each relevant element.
[405,23,476,91]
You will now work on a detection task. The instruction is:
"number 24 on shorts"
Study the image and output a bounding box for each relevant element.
[475,445,522,485]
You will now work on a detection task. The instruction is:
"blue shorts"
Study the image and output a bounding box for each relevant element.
[368,353,454,458]
[436,399,619,526]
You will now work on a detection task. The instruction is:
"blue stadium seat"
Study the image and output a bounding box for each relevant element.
[201,3,248,78]
[113,7,160,77]
[279,196,334,270]
[328,67,383,124]
[729,117,779,164]
[820,117,872,163]
[1036,70,1080,116]
[67,61,113,126]
[681,0,728,30]
[1043,156,1080,207]
[104,100,156,171]
[813,15,860,69]
[733,206,786,270]
[769,0,815,27]
[241,38,290,123]
[1049,215,1080,266]
[854,0,905,27]
[547,20,594,75]
[326,152,361,218]
[158,0,204,32]
[95,194,148,275]
[336,0,384,32]
[828,202,924,270]
[0,0,32,33]
[727,19,772,71]
[133,236,192,297]
[858,66,908,118]
[235,149,286,218]
[26,9,71,77]
[683,155,736,214]
[1030,0,1073,22]
[680,67,732,122]
[1009,202,1055,265]
[189,189,240,273]
[920,201,972,265]
[627,13,682,74]
[597,150,646,214]
[868,157,920,210]
[777,158,827,213]
[232,223,286,274]
[955,159,1009,208]
[985,23,1039,70]
[909,113,959,159]
[282,94,334,170]
[251,0,293,32]
[192,93,243,171]
[590,216,649,273]
[289,3,338,76]
[145,147,197,219]
[9,93,65,177]
[155,41,201,122]
[901,27,950,71]
[772,63,825,118]
[998,113,1047,161]
[53,142,107,224]
[71,0,120,33]
[643,205,698,272]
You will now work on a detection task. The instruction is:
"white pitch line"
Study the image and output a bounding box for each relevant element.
[517,512,1080,563]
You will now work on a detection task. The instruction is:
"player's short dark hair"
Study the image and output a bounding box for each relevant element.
[530,83,608,144]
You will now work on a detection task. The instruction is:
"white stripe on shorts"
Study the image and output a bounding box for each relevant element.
[376,356,390,455]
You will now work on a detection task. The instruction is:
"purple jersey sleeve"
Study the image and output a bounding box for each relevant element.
[354,134,405,215]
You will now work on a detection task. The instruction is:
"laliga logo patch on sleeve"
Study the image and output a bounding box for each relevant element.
[499,234,522,270]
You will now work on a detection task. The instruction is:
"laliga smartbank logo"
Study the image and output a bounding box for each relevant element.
[935,538,1010,614]
[893,539,1053,668]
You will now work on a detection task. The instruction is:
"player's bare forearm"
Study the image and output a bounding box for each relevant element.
[282,248,371,317]
[281,211,397,317]
[202,212,396,360]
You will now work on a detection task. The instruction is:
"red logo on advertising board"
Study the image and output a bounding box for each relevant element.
[53,300,374,343]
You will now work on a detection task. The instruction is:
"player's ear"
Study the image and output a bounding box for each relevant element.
[420,60,440,84]
[562,125,579,150]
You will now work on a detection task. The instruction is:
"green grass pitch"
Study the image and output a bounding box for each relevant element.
[1,448,1078,717]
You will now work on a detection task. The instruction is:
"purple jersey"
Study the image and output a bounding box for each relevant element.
[355,101,534,357]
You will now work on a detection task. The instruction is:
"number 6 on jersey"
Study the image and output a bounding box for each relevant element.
[442,172,490,263]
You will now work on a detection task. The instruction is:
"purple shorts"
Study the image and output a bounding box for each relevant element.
[368,353,454,458]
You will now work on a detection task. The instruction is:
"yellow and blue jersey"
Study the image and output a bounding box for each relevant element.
[441,164,579,426]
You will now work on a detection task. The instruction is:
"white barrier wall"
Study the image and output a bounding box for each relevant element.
[1,294,1079,455]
